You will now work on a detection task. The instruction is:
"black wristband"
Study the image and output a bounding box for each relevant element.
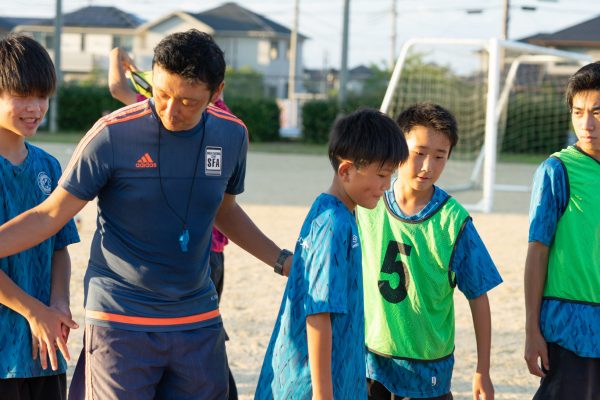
[274,249,293,275]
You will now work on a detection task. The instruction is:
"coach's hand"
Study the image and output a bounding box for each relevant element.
[524,328,549,377]
[28,302,78,370]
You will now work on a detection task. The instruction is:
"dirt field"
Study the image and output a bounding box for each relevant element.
[39,143,541,399]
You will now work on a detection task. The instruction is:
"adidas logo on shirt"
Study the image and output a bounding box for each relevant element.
[136,153,157,168]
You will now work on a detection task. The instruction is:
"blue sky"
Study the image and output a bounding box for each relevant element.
[3,0,600,69]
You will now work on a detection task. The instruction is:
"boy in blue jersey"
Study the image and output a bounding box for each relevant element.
[0,34,80,400]
[255,109,408,399]
[524,62,600,400]
[0,30,293,399]
[357,103,502,400]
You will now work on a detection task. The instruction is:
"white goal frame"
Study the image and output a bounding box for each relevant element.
[381,38,592,213]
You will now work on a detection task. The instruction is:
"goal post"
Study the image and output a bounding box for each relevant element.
[381,38,592,213]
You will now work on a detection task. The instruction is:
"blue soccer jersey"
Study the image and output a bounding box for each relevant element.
[529,154,600,357]
[364,183,502,398]
[255,193,367,399]
[0,143,80,378]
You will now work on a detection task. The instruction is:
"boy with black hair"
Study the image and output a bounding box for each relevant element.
[524,62,600,400]
[357,102,502,400]
[255,108,408,399]
[0,29,292,399]
[0,34,80,400]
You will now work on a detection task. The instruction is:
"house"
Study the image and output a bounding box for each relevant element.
[521,14,600,61]
[12,6,142,81]
[303,65,376,96]
[135,2,307,98]
[0,16,37,38]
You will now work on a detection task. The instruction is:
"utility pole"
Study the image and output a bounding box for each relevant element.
[502,0,509,39]
[50,0,62,132]
[288,0,299,100]
[338,0,350,108]
[389,0,397,69]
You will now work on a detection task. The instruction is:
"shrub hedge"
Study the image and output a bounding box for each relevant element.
[54,84,281,142]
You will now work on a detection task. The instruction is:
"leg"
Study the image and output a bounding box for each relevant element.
[67,338,86,400]
[209,251,225,301]
[85,324,166,400]
[227,366,238,400]
[156,323,228,400]
[533,342,600,400]
[367,378,396,400]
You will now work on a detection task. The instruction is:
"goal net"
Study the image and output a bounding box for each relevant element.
[381,38,592,212]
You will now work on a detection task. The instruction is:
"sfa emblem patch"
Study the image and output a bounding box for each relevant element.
[37,171,52,195]
[205,146,222,176]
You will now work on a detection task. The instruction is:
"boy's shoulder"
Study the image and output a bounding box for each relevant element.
[306,193,354,226]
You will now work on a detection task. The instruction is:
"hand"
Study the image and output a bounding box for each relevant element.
[524,329,549,377]
[472,371,494,400]
[118,48,137,72]
[49,300,73,344]
[27,302,78,370]
[282,253,293,277]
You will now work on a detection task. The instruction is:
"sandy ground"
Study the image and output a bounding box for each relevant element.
[39,143,541,399]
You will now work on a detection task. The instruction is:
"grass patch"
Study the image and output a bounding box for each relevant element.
[29,133,329,156]
[498,153,546,165]
[29,131,85,144]
[249,141,327,156]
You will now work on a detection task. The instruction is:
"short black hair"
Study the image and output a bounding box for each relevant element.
[152,29,225,93]
[566,62,600,110]
[396,103,458,155]
[328,108,408,171]
[0,33,56,97]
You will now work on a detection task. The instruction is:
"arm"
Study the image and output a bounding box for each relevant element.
[108,47,138,106]
[214,193,292,275]
[306,313,333,400]
[524,241,550,377]
[469,293,494,400]
[0,187,87,259]
[50,247,72,343]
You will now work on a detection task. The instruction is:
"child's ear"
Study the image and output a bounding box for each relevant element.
[337,160,353,181]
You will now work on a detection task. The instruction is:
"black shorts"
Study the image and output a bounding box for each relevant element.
[0,374,66,400]
[533,342,600,400]
[367,378,453,400]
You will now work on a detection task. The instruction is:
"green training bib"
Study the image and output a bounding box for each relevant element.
[545,146,600,304]
[357,196,469,361]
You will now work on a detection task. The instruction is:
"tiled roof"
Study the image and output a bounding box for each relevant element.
[18,6,143,29]
[522,15,600,43]
[190,2,295,36]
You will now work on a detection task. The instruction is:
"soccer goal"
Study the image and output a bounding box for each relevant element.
[381,38,592,212]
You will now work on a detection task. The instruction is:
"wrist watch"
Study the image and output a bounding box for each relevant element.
[274,249,293,275]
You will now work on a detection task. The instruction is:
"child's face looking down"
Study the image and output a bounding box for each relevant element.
[399,125,451,192]
[0,92,49,137]
[342,161,396,209]
[571,89,600,156]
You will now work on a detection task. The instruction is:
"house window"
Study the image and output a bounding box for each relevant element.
[112,35,133,52]
[81,33,86,52]
[45,33,54,50]
[270,40,279,60]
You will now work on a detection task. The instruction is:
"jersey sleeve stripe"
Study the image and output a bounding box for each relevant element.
[58,104,153,185]
[58,117,108,186]
[206,107,247,130]
[85,309,221,326]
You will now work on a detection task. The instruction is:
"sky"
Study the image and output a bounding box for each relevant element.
[3,0,600,69]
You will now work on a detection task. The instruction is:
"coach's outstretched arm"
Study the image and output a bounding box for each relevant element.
[0,187,87,258]
[215,193,292,276]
